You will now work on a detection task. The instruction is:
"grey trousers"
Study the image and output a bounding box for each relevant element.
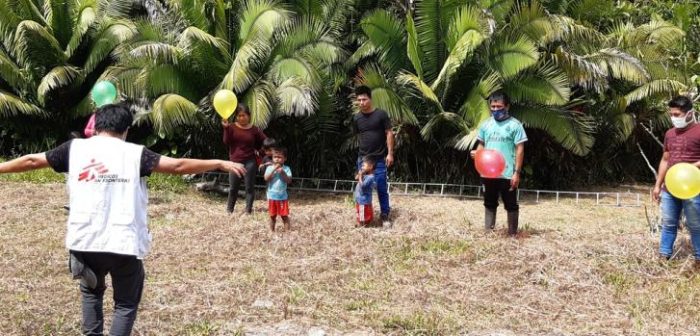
[71,251,145,336]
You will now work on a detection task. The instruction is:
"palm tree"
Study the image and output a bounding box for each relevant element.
[351,0,687,161]
[108,0,348,139]
[0,0,137,146]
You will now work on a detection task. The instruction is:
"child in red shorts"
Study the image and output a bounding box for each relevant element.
[264,148,292,231]
[355,156,376,227]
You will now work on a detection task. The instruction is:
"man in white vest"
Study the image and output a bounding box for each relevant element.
[0,103,246,336]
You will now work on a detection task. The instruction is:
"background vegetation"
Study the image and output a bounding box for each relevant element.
[1,0,698,188]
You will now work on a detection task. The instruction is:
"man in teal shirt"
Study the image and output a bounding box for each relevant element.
[472,91,527,235]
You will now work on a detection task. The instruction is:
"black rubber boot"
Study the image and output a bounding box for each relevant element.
[485,208,496,231]
[507,211,519,236]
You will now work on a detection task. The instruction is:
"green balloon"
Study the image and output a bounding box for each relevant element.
[91,81,117,107]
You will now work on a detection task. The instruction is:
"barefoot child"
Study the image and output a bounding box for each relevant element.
[355,156,376,227]
[264,148,292,231]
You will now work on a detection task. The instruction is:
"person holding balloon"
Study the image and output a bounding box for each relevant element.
[216,91,267,214]
[652,96,700,263]
[471,91,527,236]
[85,81,119,137]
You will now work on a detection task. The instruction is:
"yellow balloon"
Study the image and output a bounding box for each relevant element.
[213,89,238,119]
[665,163,700,199]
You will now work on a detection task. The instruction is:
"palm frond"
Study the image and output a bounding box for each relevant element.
[84,20,137,73]
[360,9,407,75]
[13,20,66,74]
[238,0,290,44]
[0,90,45,117]
[414,0,463,82]
[242,79,274,127]
[551,46,607,92]
[459,72,502,123]
[420,111,471,142]
[586,48,649,84]
[177,26,229,57]
[487,36,539,79]
[129,43,182,65]
[148,94,200,137]
[268,57,320,90]
[174,0,209,32]
[0,48,28,91]
[516,103,595,156]
[138,64,199,102]
[0,0,22,39]
[356,65,418,125]
[45,0,75,49]
[502,63,570,106]
[14,0,46,26]
[549,15,605,46]
[97,0,136,19]
[276,77,317,119]
[396,71,442,111]
[406,11,423,79]
[453,127,480,151]
[506,0,555,45]
[103,64,143,100]
[625,79,687,105]
[65,3,97,58]
[631,19,685,48]
[432,25,485,91]
[222,29,272,93]
[346,40,378,69]
[37,65,84,104]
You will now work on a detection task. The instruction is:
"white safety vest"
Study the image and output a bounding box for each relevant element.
[66,136,151,259]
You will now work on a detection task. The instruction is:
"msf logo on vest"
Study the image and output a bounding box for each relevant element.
[78,159,130,183]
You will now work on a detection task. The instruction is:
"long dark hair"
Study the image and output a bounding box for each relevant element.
[234,103,251,118]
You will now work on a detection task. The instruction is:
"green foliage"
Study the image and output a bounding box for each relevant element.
[0,0,698,188]
[147,173,188,193]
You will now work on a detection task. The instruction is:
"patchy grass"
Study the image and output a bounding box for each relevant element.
[2,182,700,335]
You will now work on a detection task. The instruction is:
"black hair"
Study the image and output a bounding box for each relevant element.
[668,96,694,113]
[272,147,287,157]
[362,156,376,167]
[355,85,372,99]
[488,90,511,106]
[262,138,278,150]
[94,103,133,134]
[235,103,251,117]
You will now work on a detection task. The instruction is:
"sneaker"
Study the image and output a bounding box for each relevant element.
[69,253,97,289]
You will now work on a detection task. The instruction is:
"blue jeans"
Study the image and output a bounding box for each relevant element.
[357,157,390,216]
[659,191,700,260]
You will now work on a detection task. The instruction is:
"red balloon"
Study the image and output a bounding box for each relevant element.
[474,149,506,178]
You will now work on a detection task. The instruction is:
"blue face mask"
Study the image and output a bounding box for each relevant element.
[491,108,509,121]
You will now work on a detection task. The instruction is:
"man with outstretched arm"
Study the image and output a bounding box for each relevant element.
[0,103,246,336]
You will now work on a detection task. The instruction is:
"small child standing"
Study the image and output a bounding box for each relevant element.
[258,138,278,173]
[355,156,376,227]
[264,148,292,231]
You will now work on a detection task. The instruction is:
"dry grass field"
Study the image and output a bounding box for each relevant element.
[1,180,700,335]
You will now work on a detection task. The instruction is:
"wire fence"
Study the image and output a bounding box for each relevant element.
[198,172,645,207]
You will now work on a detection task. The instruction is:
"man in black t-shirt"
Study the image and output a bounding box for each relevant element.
[0,103,246,336]
[352,85,395,225]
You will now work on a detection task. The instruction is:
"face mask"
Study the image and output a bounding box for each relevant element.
[671,112,695,129]
[491,108,509,121]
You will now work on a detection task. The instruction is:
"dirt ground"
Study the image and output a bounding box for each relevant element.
[1,182,699,335]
